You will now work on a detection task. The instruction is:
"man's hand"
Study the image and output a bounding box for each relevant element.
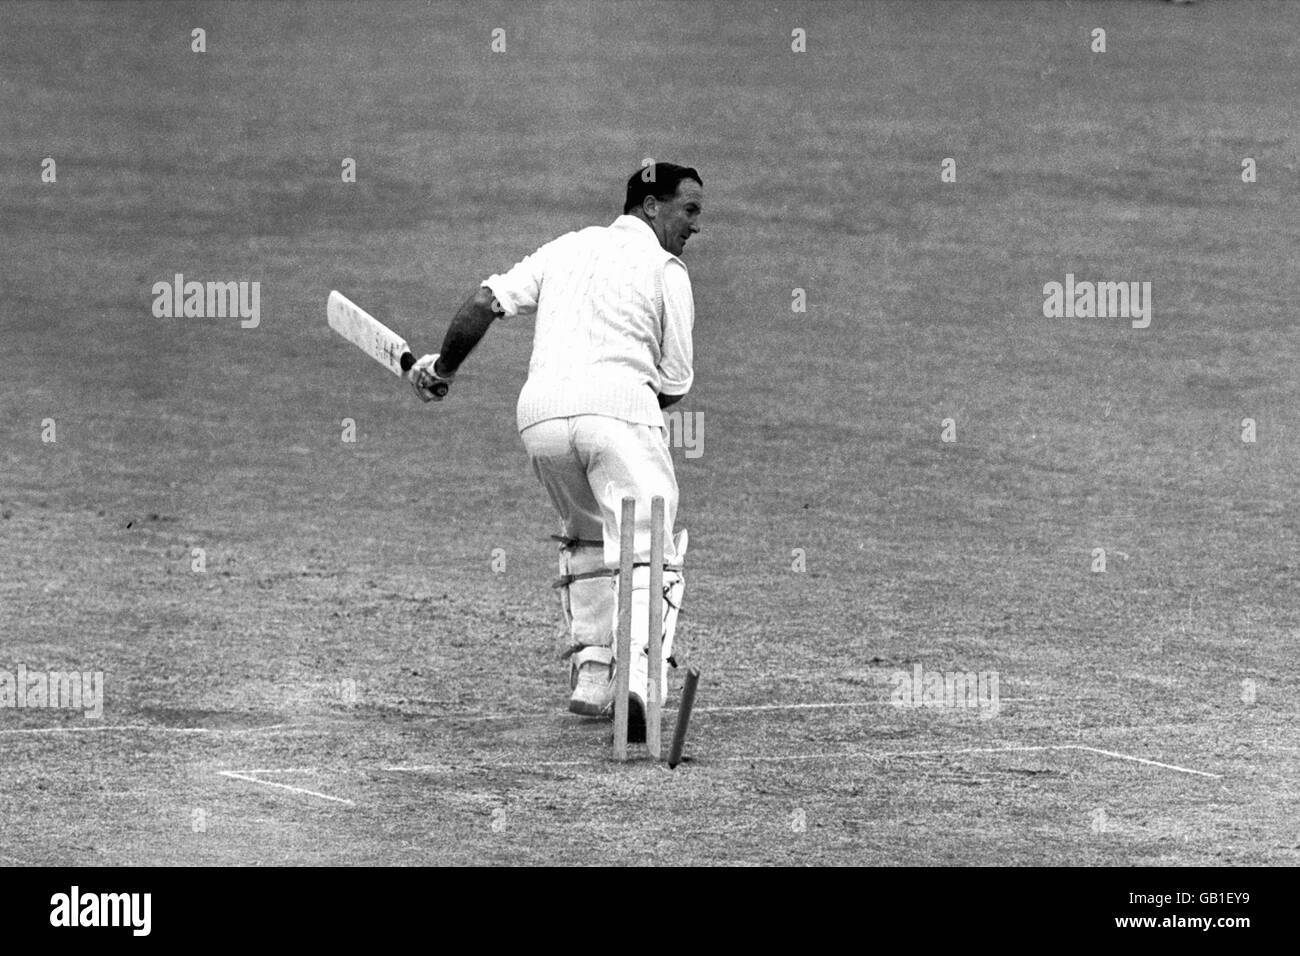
[410,287,501,403]
[409,353,454,402]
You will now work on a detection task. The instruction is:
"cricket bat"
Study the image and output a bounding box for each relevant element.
[327,290,448,397]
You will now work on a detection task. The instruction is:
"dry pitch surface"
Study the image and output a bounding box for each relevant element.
[1,1,1297,865]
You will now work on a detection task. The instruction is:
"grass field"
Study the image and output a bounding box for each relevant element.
[1,0,1297,866]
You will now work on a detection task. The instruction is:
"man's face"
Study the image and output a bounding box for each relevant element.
[647,178,703,256]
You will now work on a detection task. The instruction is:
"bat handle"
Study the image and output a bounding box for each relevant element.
[402,352,450,398]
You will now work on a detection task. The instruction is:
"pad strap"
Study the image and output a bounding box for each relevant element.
[552,568,615,589]
[551,534,604,548]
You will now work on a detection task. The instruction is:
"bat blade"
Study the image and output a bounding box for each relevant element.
[327,290,415,378]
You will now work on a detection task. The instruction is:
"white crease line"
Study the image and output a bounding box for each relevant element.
[0,724,289,735]
[701,700,1037,713]
[11,718,1225,781]
[382,765,433,772]
[719,743,1221,778]
[708,746,1055,764]
[175,700,1052,728]
[0,703,1063,734]
[219,771,355,805]
[229,765,476,776]
[273,741,1223,780]
[714,750,869,764]
[388,746,1064,772]
[382,764,462,772]
[370,699,1045,722]
[220,767,335,775]
[381,760,591,772]
[703,703,872,713]
[881,744,1063,758]
[1066,745,1223,780]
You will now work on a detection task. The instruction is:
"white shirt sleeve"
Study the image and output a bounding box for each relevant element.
[658,260,694,395]
[481,235,565,319]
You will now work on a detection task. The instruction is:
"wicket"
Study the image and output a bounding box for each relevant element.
[613,495,665,761]
[667,666,701,769]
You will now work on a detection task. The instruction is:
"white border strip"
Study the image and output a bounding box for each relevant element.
[0,724,288,736]
[701,700,1039,713]
[371,742,1221,779]
[1067,745,1222,779]
[219,770,354,805]
[9,720,1223,782]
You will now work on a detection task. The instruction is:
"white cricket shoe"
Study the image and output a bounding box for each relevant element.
[569,655,613,712]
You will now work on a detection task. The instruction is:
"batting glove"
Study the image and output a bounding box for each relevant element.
[410,353,454,403]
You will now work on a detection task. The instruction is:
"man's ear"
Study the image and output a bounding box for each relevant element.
[641,195,659,219]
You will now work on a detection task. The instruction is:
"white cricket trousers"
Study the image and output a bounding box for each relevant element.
[520,415,680,569]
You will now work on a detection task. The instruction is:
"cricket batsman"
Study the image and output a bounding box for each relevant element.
[409,162,703,740]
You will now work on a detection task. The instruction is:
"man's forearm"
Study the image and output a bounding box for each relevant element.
[435,287,500,377]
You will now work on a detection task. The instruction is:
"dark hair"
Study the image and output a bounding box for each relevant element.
[623,163,703,214]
